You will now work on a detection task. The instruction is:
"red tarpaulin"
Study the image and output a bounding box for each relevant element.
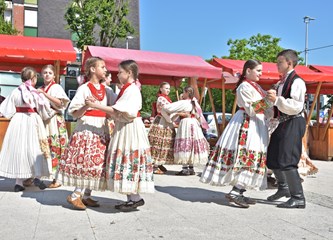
[83,46,222,86]
[0,34,77,72]
[308,65,333,94]
[203,58,333,94]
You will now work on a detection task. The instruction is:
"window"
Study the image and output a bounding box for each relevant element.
[24,0,38,5]
[24,9,37,36]
[0,72,21,98]
[24,27,37,36]
[4,9,12,22]
[24,9,37,27]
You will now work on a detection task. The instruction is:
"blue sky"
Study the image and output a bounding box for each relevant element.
[140,0,333,66]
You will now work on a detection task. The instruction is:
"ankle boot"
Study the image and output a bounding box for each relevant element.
[225,187,249,208]
[277,169,305,209]
[267,169,291,201]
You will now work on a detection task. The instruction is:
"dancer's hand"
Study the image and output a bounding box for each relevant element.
[266,89,277,102]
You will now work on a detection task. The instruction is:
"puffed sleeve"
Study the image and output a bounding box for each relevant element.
[161,100,191,123]
[0,90,17,119]
[112,84,141,122]
[67,84,88,117]
[236,83,261,117]
[275,78,306,115]
[48,84,70,111]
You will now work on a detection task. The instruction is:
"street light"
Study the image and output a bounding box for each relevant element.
[126,35,134,49]
[304,16,315,66]
[303,16,315,113]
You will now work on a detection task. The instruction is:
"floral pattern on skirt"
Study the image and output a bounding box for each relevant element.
[174,118,210,165]
[109,148,154,194]
[148,116,176,165]
[47,114,69,175]
[57,129,109,191]
[200,112,267,190]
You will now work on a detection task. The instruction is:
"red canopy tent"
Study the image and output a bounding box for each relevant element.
[202,58,333,93]
[0,35,77,149]
[200,58,333,160]
[83,46,222,86]
[0,35,77,75]
[308,65,333,94]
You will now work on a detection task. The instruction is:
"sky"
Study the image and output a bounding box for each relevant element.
[140,0,333,66]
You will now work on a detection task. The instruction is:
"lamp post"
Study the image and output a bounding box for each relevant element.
[304,16,315,66]
[304,16,315,112]
[126,35,134,49]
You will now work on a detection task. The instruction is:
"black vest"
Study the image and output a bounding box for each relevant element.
[273,71,304,118]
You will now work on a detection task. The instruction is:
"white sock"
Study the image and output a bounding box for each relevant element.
[129,194,142,202]
[15,179,23,186]
[83,189,92,199]
[71,187,83,199]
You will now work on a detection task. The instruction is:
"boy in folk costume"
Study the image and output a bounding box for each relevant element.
[0,67,53,192]
[86,60,154,211]
[266,49,307,208]
[57,57,111,210]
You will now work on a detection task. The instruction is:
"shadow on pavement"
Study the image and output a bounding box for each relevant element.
[155,185,242,208]
[0,177,130,213]
[155,184,282,208]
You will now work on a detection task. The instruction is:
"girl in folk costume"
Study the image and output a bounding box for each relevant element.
[57,57,111,210]
[86,60,154,211]
[200,60,269,208]
[148,82,176,174]
[161,86,210,176]
[0,67,53,192]
[36,64,70,188]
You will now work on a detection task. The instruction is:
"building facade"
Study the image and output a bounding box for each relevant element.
[4,0,140,50]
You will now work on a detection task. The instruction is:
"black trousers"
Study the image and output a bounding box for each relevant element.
[267,117,306,170]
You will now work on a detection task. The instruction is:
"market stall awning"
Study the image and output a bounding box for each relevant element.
[203,58,333,94]
[83,46,222,86]
[310,65,333,74]
[0,34,77,72]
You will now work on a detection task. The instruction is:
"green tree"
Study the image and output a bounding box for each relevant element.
[205,33,287,113]
[65,0,135,50]
[226,33,284,62]
[98,0,135,47]
[0,0,19,35]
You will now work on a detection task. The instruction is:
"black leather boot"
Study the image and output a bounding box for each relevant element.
[277,169,306,209]
[267,169,291,201]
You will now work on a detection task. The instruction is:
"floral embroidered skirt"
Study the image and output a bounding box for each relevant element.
[57,124,110,191]
[108,118,154,194]
[200,111,268,190]
[174,118,210,165]
[45,114,69,178]
[148,115,176,165]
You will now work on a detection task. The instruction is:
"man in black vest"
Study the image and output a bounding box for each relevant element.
[266,49,307,208]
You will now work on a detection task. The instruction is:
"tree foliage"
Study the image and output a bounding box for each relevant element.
[204,33,287,113]
[226,33,284,62]
[98,0,135,47]
[143,34,288,114]
[0,0,19,35]
[65,0,135,50]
